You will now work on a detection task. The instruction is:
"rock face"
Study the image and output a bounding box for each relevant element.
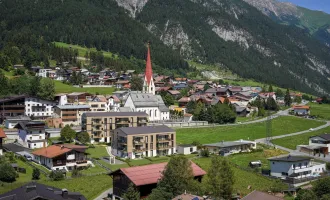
[115,0,149,18]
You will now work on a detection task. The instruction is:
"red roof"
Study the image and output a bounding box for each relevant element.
[0,128,6,138]
[292,105,310,110]
[32,144,87,158]
[145,44,153,86]
[118,162,206,186]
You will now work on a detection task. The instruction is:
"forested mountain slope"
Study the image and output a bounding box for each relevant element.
[243,0,330,46]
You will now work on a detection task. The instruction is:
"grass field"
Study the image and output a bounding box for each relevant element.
[193,156,287,196]
[55,81,115,95]
[54,42,117,59]
[309,102,330,120]
[176,116,325,144]
[272,126,330,150]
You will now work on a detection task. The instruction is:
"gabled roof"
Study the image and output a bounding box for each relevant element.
[315,133,330,141]
[0,182,87,200]
[112,162,206,186]
[108,95,121,103]
[55,105,90,110]
[0,128,6,138]
[292,105,310,110]
[32,144,87,158]
[118,125,174,135]
[168,90,181,95]
[268,155,311,162]
[242,190,283,200]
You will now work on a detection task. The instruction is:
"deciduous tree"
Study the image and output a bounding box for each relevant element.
[130,76,143,91]
[76,132,90,144]
[37,78,55,100]
[60,125,76,142]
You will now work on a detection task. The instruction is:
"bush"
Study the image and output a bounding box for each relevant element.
[200,149,210,157]
[32,168,40,180]
[0,163,17,183]
[326,163,330,170]
[71,169,82,178]
[18,155,27,162]
[49,171,65,181]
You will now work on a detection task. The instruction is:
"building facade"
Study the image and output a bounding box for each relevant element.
[111,125,176,159]
[0,95,26,123]
[81,112,149,143]
[53,105,90,126]
[24,97,57,119]
[203,140,257,156]
[15,121,47,149]
[0,128,6,156]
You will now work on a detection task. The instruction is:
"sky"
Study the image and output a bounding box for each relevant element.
[280,0,330,14]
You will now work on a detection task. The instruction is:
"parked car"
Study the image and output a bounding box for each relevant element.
[24,154,32,161]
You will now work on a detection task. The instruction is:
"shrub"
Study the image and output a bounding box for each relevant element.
[49,171,64,181]
[200,149,210,157]
[71,169,82,178]
[0,163,17,183]
[326,163,330,170]
[32,168,40,180]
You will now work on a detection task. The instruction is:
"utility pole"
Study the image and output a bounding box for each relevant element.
[266,110,272,145]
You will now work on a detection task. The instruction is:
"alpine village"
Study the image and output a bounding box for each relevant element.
[1,0,330,200]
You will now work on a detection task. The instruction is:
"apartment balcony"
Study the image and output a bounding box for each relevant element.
[157,138,171,143]
[133,148,146,153]
[118,141,127,145]
[62,116,77,120]
[157,145,172,150]
[116,120,130,124]
[62,111,77,115]
[138,119,148,123]
[92,120,103,125]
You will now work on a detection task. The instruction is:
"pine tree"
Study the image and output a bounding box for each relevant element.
[37,78,55,100]
[284,89,292,106]
[207,157,234,200]
[122,183,140,200]
[268,85,273,92]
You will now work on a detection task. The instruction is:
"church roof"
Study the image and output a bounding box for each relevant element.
[128,93,169,112]
[145,44,153,86]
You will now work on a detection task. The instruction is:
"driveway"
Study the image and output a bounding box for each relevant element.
[94,188,113,200]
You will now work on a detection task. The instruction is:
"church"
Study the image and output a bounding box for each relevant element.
[124,44,170,121]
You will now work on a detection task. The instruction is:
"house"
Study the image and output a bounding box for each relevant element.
[258,92,277,101]
[268,155,326,185]
[0,182,87,200]
[67,92,92,104]
[0,128,6,156]
[37,68,53,78]
[205,88,230,97]
[107,95,121,111]
[32,144,90,171]
[112,91,130,101]
[173,83,188,90]
[88,95,107,112]
[167,90,181,99]
[177,144,197,155]
[0,95,26,123]
[124,92,170,121]
[81,112,149,143]
[292,105,310,116]
[298,134,330,156]
[178,97,191,107]
[24,97,57,119]
[46,115,63,128]
[116,80,130,89]
[110,162,206,198]
[172,77,188,84]
[203,140,256,156]
[53,105,90,126]
[5,116,31,129]
[228,86,242,94]
[111,125,176,159]
[15,121,47,149]
[172,193,204,200]
[242,190,283,200]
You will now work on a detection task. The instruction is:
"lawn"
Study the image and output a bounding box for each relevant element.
[272,126,330,150]
[236,116,261,123]
[176,116,325,144]
[308,102,330,120]
[86,145,109,159]
[40,175,112,199]
[55,81,115,95]
[193,156,286,196]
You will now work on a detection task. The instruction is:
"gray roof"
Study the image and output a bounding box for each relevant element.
[83,112,147,117]
[128,93,169,112]
[268,155,311,162]
[6,116,31,122]
[204,141,254,148]
[205,88,228,93]
[316,134,330,141]
[235,106,247,113]
[55,105,90,109]
[0,182,86,200]
[118,125,174,135]
[118,107,133,112]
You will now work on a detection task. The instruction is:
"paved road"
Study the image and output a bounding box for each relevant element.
[94,188,113,200]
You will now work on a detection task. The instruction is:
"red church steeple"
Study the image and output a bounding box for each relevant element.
[145,43,153,86]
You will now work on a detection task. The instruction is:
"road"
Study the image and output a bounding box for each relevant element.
[94,188,113,200]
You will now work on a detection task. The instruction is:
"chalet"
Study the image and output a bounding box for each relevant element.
[32,144,90,171]
[15,121,47,149]
[167,90,181,99]
[172,77,188,84]
[67,92,92,104]
[292,105,310,116]
[178,97,191,107]
[205,88,230,97]
[268,155,326,185]
[228,86,242,94]
[173,83,188,90]
[156,87,171,94]
[0,95,26,123]
[110,162,206,198]
[0,182,87,200]
[25,96,57,119]
[88,95,107,112]
[116,80,130,89]
[203,140,256,156]
[107,95,121,111]
[0,128,6,155]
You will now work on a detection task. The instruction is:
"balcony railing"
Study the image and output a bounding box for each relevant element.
[133,148,146,153]
[116,120,130,124]
[157,145,172,150]
[157,138,171,142]
[133,140,144,145]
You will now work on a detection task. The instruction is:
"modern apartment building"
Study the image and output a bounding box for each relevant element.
[24,97,57,119]
[111,125,176,159]
[81,112,149,143]
[53,105,90,126]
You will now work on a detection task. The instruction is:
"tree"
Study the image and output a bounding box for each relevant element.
[130,76,143,91]
[203,84,210,91]
[0,71,9,96]
[295,189,317,200]
[32,168,40,180]
[122,183,140,200]
[284,89,292,106]
[294,95,302,104]
[160,91,174,107]
[207,156,234,200]
[49,171,64,181]
[149,155,194,199]
[186,101,197,114]
[258,107,265,117]
[60,125,76,142]
[76,132,90,144]
[266,97,278,111]
[213,104,236,124]
[268,85,273,92]
[276,88,284,97]
[313,177,330,198]
[223,97,230,105]
[0,163,17,182]
[29,76,41,97]
[38,78,55,100]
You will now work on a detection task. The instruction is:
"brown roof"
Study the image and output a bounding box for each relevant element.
[292,105,310,110]
[178,97,191,103]
[0,128,6,138]
[32,144,87,158]
[242,190,283,200]
[109,95,120,103]
[168,90,181,95]
[172,194,203,200]
[115,162,206,186]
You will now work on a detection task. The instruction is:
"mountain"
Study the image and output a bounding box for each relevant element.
[114,0,330,95]
[0,0,330,96]
[243,0,330,46]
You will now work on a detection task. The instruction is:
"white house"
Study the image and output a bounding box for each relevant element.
[177,144,197,155]
[5,116,31,129]
[107,95,121,111]
[15,121,47,149]
[298,134,330,156]
[124,92,170,122]
[269,155,326,184]
[32,144,91,171]
[24,97,57,119]
[37,69,52,78]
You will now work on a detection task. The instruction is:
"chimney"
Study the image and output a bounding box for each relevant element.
[184,190,186,195]
[62,188,68,199]
[61,145,64,149]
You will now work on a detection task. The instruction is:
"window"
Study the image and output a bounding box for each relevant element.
[281,172,288,176]
[34,144,36,146]
[293,164,296,169]
[28,104,30,106]
[190,148,193,152]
